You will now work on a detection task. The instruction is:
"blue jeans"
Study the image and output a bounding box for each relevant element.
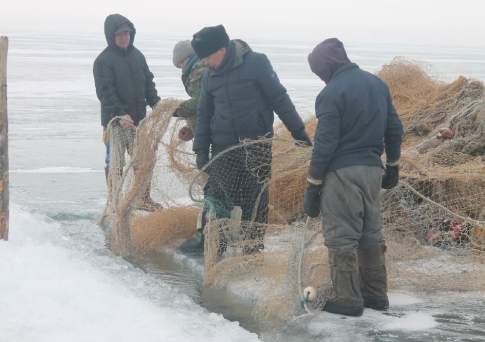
[103,124,135,168]
[104,139,110,167]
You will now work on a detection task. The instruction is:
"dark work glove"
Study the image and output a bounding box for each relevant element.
[304,181,322,218]
[196,152,210,170]
[173,104,194,118]
[292,128,313,147]
[382,164,399,189]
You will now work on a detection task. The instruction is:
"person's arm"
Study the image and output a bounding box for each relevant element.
[193,73,214,157]
[255,54,307,140]
[178,65,206,115]
[93,58,126,121]
[384,89,404,164]
[381,87,404,189]
[308,89,342,181]
[142,55,161,108]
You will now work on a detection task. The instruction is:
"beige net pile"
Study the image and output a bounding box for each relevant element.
[99,99,187,255]
[377,59,485,292]
[188,139,328,323]
[100,60,485,324]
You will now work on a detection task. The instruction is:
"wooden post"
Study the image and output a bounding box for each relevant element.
[0,37,9,240]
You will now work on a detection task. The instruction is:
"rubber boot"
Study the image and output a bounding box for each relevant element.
[179,229,204,255]
[358,244,389,311]
[322,248,364,317]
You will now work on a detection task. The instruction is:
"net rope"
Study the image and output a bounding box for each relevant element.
[100,60,485,325]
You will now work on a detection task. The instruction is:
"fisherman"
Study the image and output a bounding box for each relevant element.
[182,25,312,254]
[93,13,161,211]
[172,40,210,253]
[172,40,208,141]
[303,38,403,316]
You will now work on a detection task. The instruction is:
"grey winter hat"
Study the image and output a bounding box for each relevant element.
[173,40,194,68]
[115,23,134,34]
[191,25,230,59]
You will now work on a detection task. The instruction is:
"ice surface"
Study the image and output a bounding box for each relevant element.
[382,312,438,331]
[11,167,103,174]
[389,292,423,306]
[0,206,260,342]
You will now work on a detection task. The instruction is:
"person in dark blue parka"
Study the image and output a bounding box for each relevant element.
[304,38,404,317]
[180,25,312,254]
[93,14,161,211]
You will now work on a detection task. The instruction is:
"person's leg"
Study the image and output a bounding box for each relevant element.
[124,126,161,211]
[207,147,237,218]
[179,147,232,254]
[320,167,365,316]
[321,167,365,250]
[240,178,267,254]
[179,179,217,255]
[253,142,271,225]
[240,142,271,254]
[104,137,110,184]
[107,123,127,197]
[358,166,389,310]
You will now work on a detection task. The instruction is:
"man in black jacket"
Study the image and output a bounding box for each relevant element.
[180,25,311,254]
[304,38,403,317]
[93,13,161,210]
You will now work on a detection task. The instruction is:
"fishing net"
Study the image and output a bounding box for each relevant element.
[100,60,485,325]
[99,99,189,255]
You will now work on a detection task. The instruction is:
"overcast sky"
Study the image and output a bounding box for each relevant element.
[1,0,484,46]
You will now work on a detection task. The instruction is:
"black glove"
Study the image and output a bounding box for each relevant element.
[292,128,312,147]
[173,104,193,118]
[304,182,322,218]
[196,152,209,170]
[382,164,399,189]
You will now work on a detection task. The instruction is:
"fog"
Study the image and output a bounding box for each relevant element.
[1,0,484,46]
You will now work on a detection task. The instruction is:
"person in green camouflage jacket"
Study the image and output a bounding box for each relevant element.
[172,40,208,141]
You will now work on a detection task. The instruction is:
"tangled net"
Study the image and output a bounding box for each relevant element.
[101,59,485,325]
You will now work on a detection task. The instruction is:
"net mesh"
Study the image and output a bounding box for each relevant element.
[100,60,485,325]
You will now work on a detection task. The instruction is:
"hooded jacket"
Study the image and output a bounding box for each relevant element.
[174,54,207,128]
[93,14,160,128]
[193,40,305,154]
[308,62,404,180]
[308,38,350,83]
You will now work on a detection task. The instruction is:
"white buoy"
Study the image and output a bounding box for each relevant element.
[303,286,317,302]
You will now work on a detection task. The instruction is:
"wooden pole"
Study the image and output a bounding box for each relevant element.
[0,36,9,240]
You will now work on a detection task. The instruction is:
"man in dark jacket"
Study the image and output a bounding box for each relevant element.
[181,25,311,254]
[93,13,161,210]
[303,38,403,317]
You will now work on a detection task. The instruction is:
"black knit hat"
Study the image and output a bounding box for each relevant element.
[191,25,230,59]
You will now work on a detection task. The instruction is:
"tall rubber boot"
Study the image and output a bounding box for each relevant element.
[358,244,389,311]
[179,229,204,255]
[179,209,205,255]
[322,248,364,317]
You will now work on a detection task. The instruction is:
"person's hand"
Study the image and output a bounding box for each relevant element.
[173,105,183,117]
[304,180,322,218]
[173,104,193,118]
[196,152,209,170]
[119,114,134,129]
[382,164,399,189]
[178,126,194,141]
[292,128,312,147]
